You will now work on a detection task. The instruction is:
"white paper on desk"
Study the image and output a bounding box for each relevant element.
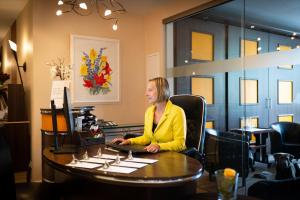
[97,166,137,174]
[111,161,147,168]
[93,154,125,160]
[50,80,70,108]
[80,157,114,164]
[124,158,158,164]
[66,162,102,169]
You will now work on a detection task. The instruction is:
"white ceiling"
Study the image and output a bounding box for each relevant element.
[0,0,172,42]
[0,0,28,42]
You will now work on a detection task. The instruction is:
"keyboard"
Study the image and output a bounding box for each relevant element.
[106,143,149,154]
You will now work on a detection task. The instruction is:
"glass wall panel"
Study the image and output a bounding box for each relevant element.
[165,0,300,196]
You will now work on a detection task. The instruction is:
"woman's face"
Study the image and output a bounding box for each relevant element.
[145,81,158,104]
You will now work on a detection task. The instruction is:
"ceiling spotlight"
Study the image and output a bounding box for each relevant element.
[293,32,297,36]
[257,47,262,51]
[291,36,295,40]
[79,3,87,10]
[56,10,63,16]
[257,37,261,41]
[250,25,255,29]
[104,9,112,16]
[112,21,118,31]
[297,45,300,49]
[58,0,64,5]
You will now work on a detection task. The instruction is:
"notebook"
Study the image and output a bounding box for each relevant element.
[106,143,149,154]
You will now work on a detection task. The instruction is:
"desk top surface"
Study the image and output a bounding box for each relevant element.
[43,144,203,187]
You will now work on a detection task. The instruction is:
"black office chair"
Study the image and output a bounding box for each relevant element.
[0,133,61,200]
[204,128,250,186]
[169,95,207,164]
[270,122,300,158]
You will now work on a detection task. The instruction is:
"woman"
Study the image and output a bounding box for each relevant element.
[112,77,186,153]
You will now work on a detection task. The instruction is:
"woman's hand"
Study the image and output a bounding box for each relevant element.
[111,137,131,145]
[144,144,160,153]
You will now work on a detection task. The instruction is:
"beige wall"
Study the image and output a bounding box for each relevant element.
[29,0,146,181]
[2,0,211,181]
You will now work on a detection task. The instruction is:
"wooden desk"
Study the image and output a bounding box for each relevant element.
[43,144,203,199]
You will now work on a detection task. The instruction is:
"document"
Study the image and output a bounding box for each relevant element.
[97,166,137,174]
[66,162,102,169]
[93,154,125,160]
[111,161,147,168]
[124,157,158,164]
[80,157,114,164]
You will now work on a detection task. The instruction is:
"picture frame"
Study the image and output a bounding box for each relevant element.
[70,34,120,103]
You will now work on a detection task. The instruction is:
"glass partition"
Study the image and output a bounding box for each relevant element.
[165,0,300,195]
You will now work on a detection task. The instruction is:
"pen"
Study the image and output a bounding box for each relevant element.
[105,147,119,153]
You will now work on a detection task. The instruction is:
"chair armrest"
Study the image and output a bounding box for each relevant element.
[181,147,205,164]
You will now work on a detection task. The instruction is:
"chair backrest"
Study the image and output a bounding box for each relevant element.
[205,128,249,178]
[271,122,300,143]
[169,95,207,154]
[0,133,17,199]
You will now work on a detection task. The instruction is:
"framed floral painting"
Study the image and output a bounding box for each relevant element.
[70,35,120,103]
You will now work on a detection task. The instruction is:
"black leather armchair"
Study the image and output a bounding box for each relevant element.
[270,122,300,158]
[204,128,250,186]
[248,177,300,200]
[169,95,207,164]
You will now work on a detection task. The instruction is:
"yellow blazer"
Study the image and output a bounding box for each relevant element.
[129,100,186,152]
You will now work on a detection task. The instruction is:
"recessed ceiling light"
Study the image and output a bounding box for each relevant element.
[257,37,261,41]
[184,60,189,63]
[192,72,196,75]
[257,47,262,51]
[250,25,255,29]
[291,36,295,40]
[297,45,300,49]
[293,32,297,36]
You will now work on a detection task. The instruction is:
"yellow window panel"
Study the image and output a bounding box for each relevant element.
[192,77,214,104]
[240,79,258,104]
[241,39,258,56]
[278,115,293,122]
[191,32,213,61]
[206,121,214,129]
[240,117,258,129]
[278,81,293,104]
[278,45,293,69]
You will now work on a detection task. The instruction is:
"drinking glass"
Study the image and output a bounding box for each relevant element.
[215,168,239,200]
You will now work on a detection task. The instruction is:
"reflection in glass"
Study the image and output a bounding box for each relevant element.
[191,32,214,61]
[191,77,214,104]
[278,80,293,104]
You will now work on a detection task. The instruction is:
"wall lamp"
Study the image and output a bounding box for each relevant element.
[8,40,26,86]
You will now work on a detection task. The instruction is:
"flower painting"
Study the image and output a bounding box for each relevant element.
[71,35,119,103]
[80,48,112,95]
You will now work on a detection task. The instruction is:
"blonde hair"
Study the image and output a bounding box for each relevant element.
[149,77,170,103]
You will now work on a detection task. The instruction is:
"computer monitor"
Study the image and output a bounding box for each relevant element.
[50,87,78,154]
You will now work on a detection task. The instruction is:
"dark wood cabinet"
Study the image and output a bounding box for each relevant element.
[1,84,30,172]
